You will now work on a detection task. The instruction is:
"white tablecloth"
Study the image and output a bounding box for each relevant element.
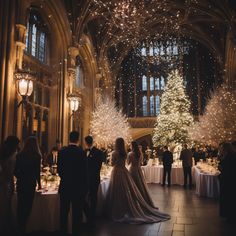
[141,164,185,185]
[193,166,220,198]
[12,178,110,233]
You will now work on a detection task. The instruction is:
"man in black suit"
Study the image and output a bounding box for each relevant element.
[180,144,193,188]
[162,146,173,187]
[84,135,104,227]
[47,139,61,167]
[57,131,88,235]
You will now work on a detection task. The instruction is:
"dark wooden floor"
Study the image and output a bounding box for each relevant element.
[26,184,236,236]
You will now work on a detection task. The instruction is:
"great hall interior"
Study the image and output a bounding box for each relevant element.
[1,0,236,236]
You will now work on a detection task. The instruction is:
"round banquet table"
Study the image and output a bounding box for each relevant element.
[193,166,220,198]
[141,164,186,185]
[12,178,110,233]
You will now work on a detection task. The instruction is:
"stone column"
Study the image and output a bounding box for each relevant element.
[15,24,27,139]
[0,0,16,143]
[67,46,80,132]
[15,24,26,69]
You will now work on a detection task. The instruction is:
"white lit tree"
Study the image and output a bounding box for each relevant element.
[152,70,193,148]
[189,84,236,146]
[90,97,132,149]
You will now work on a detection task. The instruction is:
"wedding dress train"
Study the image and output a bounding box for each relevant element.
[106,151,170,224]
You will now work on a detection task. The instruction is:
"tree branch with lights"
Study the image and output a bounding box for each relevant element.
[189,84,236,146]
[90,97,132,149]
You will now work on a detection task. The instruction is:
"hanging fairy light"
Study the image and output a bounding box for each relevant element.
[90,0,183,48]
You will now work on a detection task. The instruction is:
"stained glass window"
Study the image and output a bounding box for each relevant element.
[155,78,160,90]
[142,75,147,91]
[31,24,37,57]
[142,96,147,116]
[75,57,84,88]
[25,11,48,64]
[150,77,154,91]
[161,76,165,89]
[150,95,154,115]
[141,47,146,56]
[39,32,45,62]
[155,96,160,114]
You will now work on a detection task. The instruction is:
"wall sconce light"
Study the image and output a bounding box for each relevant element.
[67,93,81,114]
[15,70,35,107]
[14,69,35,139]
[67,93,81,131]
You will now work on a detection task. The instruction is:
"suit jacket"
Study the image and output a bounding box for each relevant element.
[162,150,173,167]
[57,144,88,197]
[47,146,60,166]
[180,149,193,167]
[86,146,104,187]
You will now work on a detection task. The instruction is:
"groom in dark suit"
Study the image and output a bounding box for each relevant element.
[57,131,88,235]
[84,135,104,227]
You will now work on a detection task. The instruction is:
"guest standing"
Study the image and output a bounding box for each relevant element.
[14,136,42,234]
[138,145,144,165]
[47,139,62,167]
[84,135,104,227]
[127,141,155,207]
[179,144,193,188]
[0,136,20,234]
[162,146,173,187]
[106,137,170,223]
[57,131,88,235]
[218,142,236,223]
[192,147,200,165]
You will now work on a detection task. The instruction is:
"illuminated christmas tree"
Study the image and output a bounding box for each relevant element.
[189,84,236,146]
[152,70,193,148]
[90,97,132,149]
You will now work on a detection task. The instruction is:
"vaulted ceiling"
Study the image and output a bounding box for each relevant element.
[63,0,236,74]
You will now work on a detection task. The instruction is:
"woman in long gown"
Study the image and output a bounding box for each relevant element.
[14,136,42,234]
[106,137,170,224]
[127,141,155,208]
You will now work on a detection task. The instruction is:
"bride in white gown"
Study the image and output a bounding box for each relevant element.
[106,137,170,224]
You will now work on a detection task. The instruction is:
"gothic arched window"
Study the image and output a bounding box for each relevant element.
[142,96,147,116]
[142,75,147,91]
[75,56,84,88]
[25,10,48,64]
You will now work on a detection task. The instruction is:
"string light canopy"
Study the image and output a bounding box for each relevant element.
[90,0,184,48]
